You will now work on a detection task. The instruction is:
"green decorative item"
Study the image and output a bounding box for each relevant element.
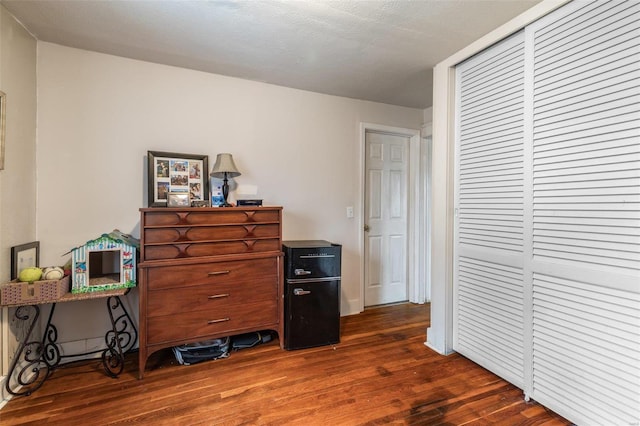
[18,267,43,283]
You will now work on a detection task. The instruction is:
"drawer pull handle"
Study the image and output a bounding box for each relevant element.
[207,318,230,324]
[243,240,257,249]
[208,294,230,299]
[208,270,230,276]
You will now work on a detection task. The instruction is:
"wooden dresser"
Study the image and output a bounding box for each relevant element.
[138,206,284,378]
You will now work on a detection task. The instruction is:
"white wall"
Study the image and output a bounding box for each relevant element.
[0,4,37,401]
[0,7,37,284]
[36,42,423,350]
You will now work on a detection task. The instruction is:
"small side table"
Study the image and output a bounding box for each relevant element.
[2,289,137,396]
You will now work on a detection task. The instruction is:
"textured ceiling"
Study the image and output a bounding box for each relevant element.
[1,0,541,109]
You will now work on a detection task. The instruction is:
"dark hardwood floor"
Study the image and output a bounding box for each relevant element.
[0,303,569,425]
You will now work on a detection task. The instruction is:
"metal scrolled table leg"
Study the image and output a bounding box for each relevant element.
[102,295,137,377]
[4,305,52,396]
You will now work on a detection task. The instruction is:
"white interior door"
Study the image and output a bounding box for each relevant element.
[364,131,409,306]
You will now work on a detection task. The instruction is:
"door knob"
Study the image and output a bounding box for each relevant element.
[364,224,370,232]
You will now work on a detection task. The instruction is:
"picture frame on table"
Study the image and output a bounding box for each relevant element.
[10,241,40,280]
[167,192,190,207]
[191,200,210,208]
[147,151,209,207]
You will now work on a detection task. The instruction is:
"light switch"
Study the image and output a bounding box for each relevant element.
[346,206,354,218]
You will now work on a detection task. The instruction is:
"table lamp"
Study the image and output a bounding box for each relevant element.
[210,153,241,207]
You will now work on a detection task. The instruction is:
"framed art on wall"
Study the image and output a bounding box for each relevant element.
[147,151,209,207]
[10,241,40,280]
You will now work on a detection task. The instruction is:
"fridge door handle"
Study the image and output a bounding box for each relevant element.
[293,288,311,296]
[287,277,340,284]
[294,269,312,276]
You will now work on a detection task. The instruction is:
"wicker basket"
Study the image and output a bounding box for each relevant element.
[0,275,70,306]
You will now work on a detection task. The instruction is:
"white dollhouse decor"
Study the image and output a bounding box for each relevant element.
[70,230,139,294]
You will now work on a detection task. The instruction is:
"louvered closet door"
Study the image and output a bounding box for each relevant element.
[529,1,640,424]
[455,0,640,424]
[454,31,527,389]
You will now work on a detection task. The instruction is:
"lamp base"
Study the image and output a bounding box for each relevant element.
[221,175,232,207]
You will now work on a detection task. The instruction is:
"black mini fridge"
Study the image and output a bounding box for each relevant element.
[283,240,341,350]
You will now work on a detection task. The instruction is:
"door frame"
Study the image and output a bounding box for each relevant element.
[359,122,424,312]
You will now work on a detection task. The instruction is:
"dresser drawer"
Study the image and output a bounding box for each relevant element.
[144,238,281,261]
[146,299,278,345]
[143,209,280,227]
[144,224,280,244]
[145,256,278,290]
[147,278,277,317]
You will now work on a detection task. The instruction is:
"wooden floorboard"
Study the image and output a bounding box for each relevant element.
[0,303,570,425]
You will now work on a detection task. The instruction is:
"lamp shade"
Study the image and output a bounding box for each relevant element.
[210,153,241,178]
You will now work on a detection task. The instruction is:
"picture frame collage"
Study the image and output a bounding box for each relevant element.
[147,151,210,207]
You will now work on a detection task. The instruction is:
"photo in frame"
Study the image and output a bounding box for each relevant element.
[191,200,210,208]
[10,241,40,280]
[167,192,190,207]
[147,151,209,207]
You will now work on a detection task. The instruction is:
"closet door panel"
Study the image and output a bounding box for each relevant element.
[532,274,640,424]
[454,32,526,388]
[530,0,640,424]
